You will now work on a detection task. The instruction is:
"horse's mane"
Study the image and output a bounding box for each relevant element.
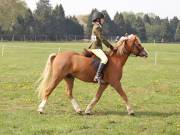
[110,34,141,56]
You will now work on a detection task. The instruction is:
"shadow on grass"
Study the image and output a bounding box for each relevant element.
[94,111,180,117]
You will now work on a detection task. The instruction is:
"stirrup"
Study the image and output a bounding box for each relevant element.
[98,79,106,84]
[94,76,105,84]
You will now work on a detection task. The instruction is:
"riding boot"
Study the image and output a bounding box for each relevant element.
[94,63,106,84]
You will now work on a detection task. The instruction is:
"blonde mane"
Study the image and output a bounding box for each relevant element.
[115,36,129,55]
[114,34,141,56]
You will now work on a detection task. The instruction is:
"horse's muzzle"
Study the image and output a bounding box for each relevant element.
[139,49,148,57]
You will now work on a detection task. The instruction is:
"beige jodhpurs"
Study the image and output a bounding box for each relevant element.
[90,49,108,64]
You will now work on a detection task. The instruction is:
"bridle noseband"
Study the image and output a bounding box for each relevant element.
[131,43,144,56]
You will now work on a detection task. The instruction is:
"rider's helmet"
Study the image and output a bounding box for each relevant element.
[92,12,105,22]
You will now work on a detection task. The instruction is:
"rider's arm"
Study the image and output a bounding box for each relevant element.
[95,27,114,50]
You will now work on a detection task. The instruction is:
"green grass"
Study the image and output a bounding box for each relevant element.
[0,42,180,135]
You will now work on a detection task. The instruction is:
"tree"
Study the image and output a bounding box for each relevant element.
[101,10,116,37]
[122,12,137,27]
[143,14,151,24]
[134,17,146,41]
[34,0,52,34]
[114,12,125,36]
[50,4,66,38]
[0,25,3,34]
[153,16,161,25]
[160,18,173,42]
[145,24,162,42]
[0,0,27,33]
[170,16,179,40]
[35,0,52,22]
[122,12,137,34]
[13,9,35,34]
[54,4,65,19]
[65,16,84,39]
[175,22,180,41]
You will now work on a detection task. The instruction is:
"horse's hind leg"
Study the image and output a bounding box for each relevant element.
[38,74,63,114]
[64,77,82,114]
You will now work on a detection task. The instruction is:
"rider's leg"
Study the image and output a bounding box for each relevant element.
[91,49,108,84]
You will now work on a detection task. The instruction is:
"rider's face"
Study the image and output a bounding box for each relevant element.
[100,18,105,24]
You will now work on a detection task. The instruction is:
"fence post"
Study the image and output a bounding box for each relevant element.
[2,45,4,56]
[12,34,14,41]
[58,48,60,53]
[154,52,157,65]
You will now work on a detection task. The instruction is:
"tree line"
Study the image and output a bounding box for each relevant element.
[0,0,84,41]
[0,0,180,42]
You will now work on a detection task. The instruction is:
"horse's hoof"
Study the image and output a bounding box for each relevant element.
[85,112,93,115]
[85,111,93,115]
[128,111,135,116]
[37,108,44,114]
[77,110,83,115]
[39,111,44,114]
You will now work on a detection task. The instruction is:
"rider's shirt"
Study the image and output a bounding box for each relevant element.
[89,23,112,49]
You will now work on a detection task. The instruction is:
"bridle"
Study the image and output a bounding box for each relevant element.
[131,42,144,56]
[123,38,144,56]
[114,36,144,56]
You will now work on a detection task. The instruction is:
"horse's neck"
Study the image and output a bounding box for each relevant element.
[111,54,129,67]
[120,55,129,66]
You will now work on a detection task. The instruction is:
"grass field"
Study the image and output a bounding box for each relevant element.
[0,42,180,135]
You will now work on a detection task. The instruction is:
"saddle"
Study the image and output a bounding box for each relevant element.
[82,49,109,70]
[82,49,94,57]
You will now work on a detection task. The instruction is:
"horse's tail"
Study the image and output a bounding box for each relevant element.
[37,53,57,99]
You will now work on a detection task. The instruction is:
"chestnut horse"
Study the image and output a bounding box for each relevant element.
[37,34,148,115]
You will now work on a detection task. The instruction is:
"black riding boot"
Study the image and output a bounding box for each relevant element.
[94,63,106,84]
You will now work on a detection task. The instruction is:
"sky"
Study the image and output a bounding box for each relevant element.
[24,0,180,19]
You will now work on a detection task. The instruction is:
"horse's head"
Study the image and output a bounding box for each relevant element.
[114,34,148,57]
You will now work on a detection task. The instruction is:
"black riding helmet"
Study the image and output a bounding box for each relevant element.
[92,12,105,22]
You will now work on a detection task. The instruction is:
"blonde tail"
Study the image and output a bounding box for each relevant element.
[37,53,57,99]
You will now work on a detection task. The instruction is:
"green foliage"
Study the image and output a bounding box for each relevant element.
[143,14,151,24]
[146,24,162,42]
[0,0,27,32]
[101,10,116,36]
[13,9,35,34]
[175,22,180,41]
[35,0,52,22]
[134,17,146,41]
[159,18,173,42]
[0,1,180,42]
[28,2,84,40]
[170,17,179,40]
[114,12,126,36]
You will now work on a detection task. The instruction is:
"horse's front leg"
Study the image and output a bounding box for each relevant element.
[85,84,108,114]
[111,82,134,115]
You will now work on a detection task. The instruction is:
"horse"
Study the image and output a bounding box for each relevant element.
[37,34,148,115]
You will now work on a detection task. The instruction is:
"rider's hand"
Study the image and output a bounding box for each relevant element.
[110,45,114,50]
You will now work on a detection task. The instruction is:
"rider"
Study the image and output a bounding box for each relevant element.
[89,11,114,84]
